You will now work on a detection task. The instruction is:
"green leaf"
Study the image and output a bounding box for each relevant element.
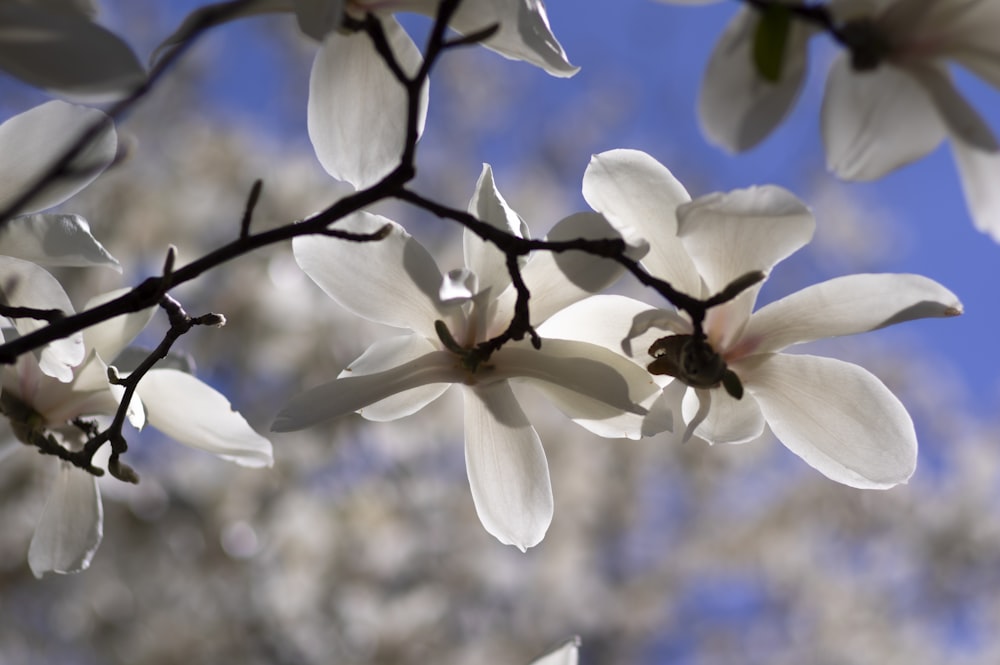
[753,5,792,83]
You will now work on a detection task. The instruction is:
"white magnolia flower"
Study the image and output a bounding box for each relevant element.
[274,165,656,550]
[0,100,123,381]
[0,279,273,577]
[544,149,963,489]
[304,0,578,188]
[663,0,1000,239]
[0,0,144,101]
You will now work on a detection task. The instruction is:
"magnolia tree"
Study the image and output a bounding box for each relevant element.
[0,0,993,662]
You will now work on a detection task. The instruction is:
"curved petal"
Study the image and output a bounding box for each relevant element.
[740,353,917,488]
[952,137,1000,242]
[582,149,699,296]
[537,294,666,360]
[449,0,578,77]
[307,15,427,189]
[136,369,273,468]
[698,7,810,152]
[822,57,945,180]
[0,101,117,214]
[685,384,765,444]
[492,212,632,327]
[273,349,462,431]
[0,4,144,102]
[677,185,814,348]
[465,163,527,298]
[28,461,103,577]
[463,381,552,551]
[0,213,119,270]
[742,273,963,356]
[0,256,83,382]
[338,334,451,421]
[493,338,657,415]
[292,214,453,338]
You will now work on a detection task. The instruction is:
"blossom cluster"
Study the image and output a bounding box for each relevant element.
[0,6,977,663]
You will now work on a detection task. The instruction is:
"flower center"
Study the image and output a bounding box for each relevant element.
[840,19,894,71]
[647,334,744,400]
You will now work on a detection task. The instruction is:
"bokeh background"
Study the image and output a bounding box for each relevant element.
[1,1,999,664]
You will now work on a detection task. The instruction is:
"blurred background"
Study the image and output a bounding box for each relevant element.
[1,1,999,663]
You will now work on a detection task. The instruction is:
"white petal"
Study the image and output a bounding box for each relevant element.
[0,101,117,214]
[273,350,462,431]
[307,15,427,188]
[465,163,527,297]
[492,211,633,327]
[741,273,963,356]
[537,294,666,360]
[952,138,1000,242]
[0,255,83,381]
[677,185,814,349]
[698,7,810,152]
[80,288,157,364]
[28,462,102,577]
[493,338,657,416]
[0,213,119,270]
[822,57,945,180]
[740,353,917,488]
[449,0,578,77]
[137,369,273,468]
[294,0,344,40]
[582,149,700,296]
[292,214,453,339]
[905,62,997,151]
[530,638,581,665]
[338,335,451,421]
[685,384,765,444]
[463,381,552,551]
[0,4,144,102]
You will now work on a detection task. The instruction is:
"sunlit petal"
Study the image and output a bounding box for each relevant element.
[463,381,552,551]
[952,138,1000,242]
[273,350,462,431]
[822,57,945,180]
[582,149,699,296]
[293,214,454,338]
[686,385,765,444]
[338,335,451,421]
[740,353,917,488]
[307,15,426,188]
[136,369,273,468]
[742,273,963,355]
[28,462,102,577]
[465,163,527,298]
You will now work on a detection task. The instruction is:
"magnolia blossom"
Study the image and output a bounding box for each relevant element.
[304,0,578,188]
[0,0,144,101]
[0,274,273,577]
[274,165,656,550]
[543,149,962,489]
[529,638,579,665]
[662,0,1000,239]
